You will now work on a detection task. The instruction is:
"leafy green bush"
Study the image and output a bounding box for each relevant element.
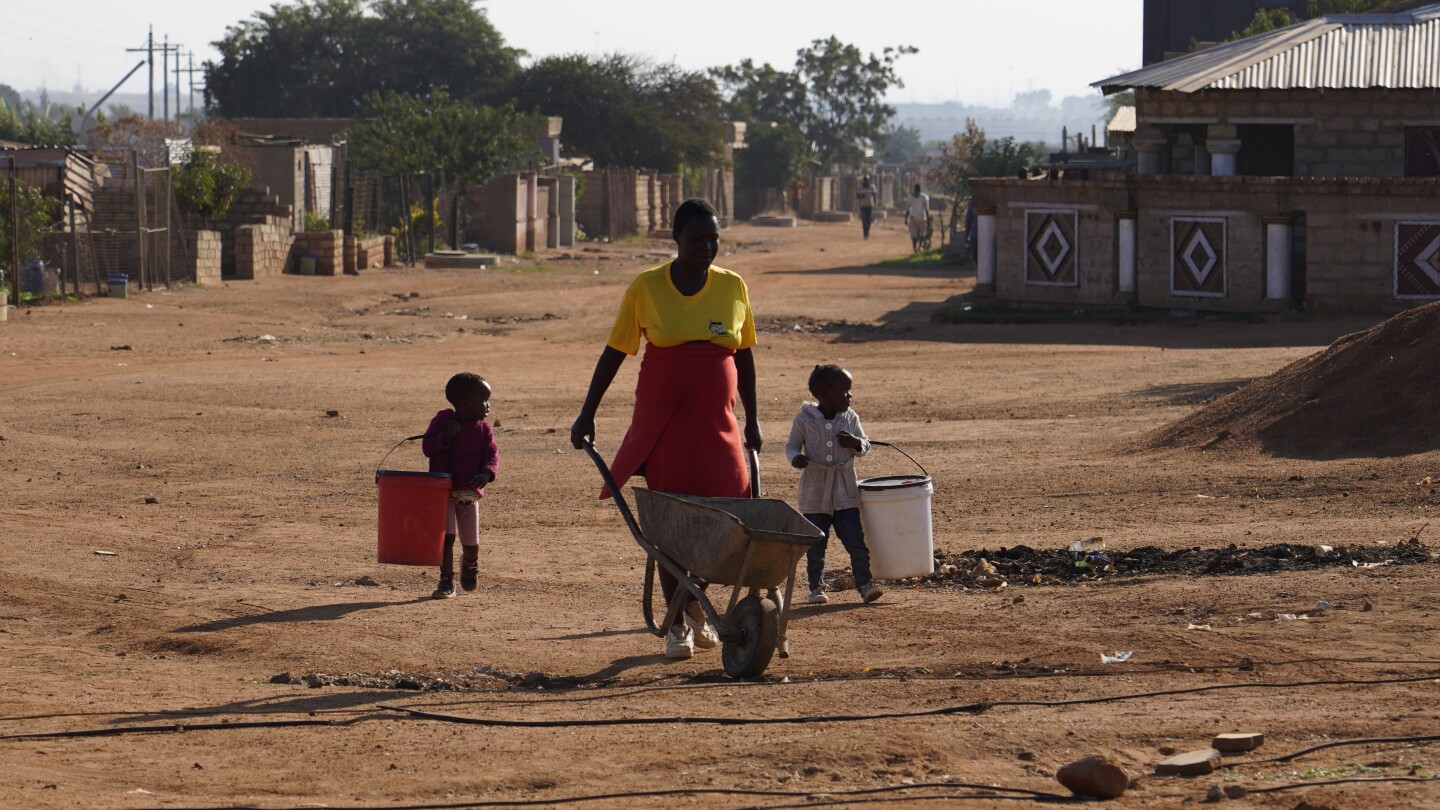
[172,149,252,224]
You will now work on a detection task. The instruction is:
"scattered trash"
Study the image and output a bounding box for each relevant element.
[325,410,341,418]
[127,788,155,795]
[144,495,159,504]
[1187,623,1212,631]
[1419,476,1434,487]
[93,550,118,557]
[1314,599,1332,613]
[1101,651,1133,664]
[355,575,380,586]
[1069,538,1106,553]
[1276,613,1305,621]
[110,345,132,351]
[1316,545,1334,555]
[1353,559,1394,569]
[939,563,958,575]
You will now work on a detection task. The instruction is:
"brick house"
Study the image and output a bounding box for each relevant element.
[971,3,1440,315]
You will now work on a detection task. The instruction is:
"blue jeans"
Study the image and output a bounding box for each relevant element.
[804,508,872,592]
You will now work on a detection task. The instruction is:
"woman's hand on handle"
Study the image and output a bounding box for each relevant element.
[570,415,595,450]
[744,420,764,453]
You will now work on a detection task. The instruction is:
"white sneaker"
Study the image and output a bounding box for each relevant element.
[806,589,830,605]
[664,625,694,660]
[685,604,719,650]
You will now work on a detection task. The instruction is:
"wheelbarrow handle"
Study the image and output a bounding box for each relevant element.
[580,439,644,543]
[747,446,761,499]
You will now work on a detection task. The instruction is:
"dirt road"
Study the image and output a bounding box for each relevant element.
[2,216,1437,808]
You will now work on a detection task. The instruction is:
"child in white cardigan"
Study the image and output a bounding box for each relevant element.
[785,365,884,604]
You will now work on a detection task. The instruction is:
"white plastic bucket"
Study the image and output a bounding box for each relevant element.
[859,474,935,579]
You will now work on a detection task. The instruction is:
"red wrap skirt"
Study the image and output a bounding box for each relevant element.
[602,342,751,500]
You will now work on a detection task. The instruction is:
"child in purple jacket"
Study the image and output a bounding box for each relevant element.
[421,372,499,599]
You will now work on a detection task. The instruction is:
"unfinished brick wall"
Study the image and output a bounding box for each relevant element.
[1137,89,1436,178]
[219,189,295,279]
[356,236,391,271]
[290,230,344,276]
[182,230,222,287]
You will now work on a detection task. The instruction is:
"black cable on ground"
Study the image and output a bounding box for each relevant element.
[1241,775,1440,795]
[6,673,1434,740]
[1228,734,1440,767]
[376,673,1439,729]
[130,781,1077,810]
[0,714,386,741]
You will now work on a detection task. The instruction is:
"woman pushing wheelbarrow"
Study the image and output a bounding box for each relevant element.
[571,198,777,664]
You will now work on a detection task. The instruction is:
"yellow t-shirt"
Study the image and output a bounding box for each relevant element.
[606,263,758,355]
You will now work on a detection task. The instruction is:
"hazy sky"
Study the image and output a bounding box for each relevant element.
[1,0,1143,106]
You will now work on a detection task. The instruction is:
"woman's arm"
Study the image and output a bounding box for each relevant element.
[570,346,628,449]
[735,348,762,451]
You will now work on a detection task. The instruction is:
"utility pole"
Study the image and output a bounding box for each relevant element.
[126,27,155,119]
[178,52,204,120]
[8,156,20,308]
[159,39,181,121]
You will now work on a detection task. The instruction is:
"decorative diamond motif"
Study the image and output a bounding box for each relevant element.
[1171,218,1227,298]
[1396,223,1440,299]
[1416,235,1440,285]
[1182,230,1218,286]
[1025,210,1079,287]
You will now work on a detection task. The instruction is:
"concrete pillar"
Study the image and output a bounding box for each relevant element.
[1265,214,1295,301]
[976,206,998,288]
[1207,124,1241,177]
[1134,125,1167,175]
[557,173,576,248]
[525,172,539,253]
[1117,211,1138,295]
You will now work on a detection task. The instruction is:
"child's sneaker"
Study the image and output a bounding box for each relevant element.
[685,603,719,650]
[806,588,830,605]
[432,576,456,599]
[460,559,479,592]
[664,625,694,660]
[860,582,885,603]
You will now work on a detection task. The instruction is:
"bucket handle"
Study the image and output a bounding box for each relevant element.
[374,433,429,482]
[869,440,929,478]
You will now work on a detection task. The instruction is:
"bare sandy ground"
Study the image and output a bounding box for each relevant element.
[2,214,1437,809]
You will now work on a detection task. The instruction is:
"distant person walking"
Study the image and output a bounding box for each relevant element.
[904,184,930,253]
[856,175,878,240]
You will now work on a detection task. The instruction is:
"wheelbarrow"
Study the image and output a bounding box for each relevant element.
[582,440,822,678]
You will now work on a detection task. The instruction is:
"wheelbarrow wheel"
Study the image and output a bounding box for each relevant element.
[722,594,779,678]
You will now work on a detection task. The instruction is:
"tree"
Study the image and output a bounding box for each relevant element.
[926,119,1040,238]
[0,84,21,112]
[1231,0,1392,39]
[507,54,725,171]
[715,37,916,169]
[734,124,810,192]
[81,115,186,167]
[347,90,539,187]
[172,149,252,226]
[874,124,925,164]
[0,181,60,284]
[0,98,76,146]
[205,0,520,117]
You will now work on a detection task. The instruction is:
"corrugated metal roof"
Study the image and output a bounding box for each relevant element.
[1095,4,1440,93]
[1107,106,1137,133]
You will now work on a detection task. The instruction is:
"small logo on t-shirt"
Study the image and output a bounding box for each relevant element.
[708,321,727,336]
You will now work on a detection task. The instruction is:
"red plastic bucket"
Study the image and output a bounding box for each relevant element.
[376,470,452,565]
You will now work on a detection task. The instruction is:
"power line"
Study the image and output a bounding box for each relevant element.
[0,0,124,36]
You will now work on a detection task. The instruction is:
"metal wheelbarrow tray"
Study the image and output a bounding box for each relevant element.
[584,441,821,678]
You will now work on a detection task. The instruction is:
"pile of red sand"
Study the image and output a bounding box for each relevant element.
[1143,300,1440,458]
